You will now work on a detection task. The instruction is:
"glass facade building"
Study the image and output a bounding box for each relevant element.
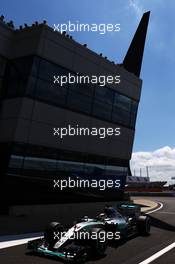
[0,12,149,208]
[4,56,138,129]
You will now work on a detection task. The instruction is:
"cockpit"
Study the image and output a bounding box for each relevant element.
[97,206,123,220]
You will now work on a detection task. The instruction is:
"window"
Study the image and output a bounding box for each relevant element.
[3,56,139,130]
[4,57,37,97]
[95,86,114,105]
[9,155,24,169]
[130,101,138,128]
[69,83,94,97]
[57,160,85,174]
[0,56,6,77]
[35,79,68,106]
[38,59,68,82]
[132,101,138,114]
[11,57,34,77]
[5,76,26,97]
[67,84,93,114]
[105,165,128,177]
[112,105,130,126]
[130,113,137,128]
[31,56,40,76]
[117,94,131,112]
[24,157,57,171]
[112,93,132,126]
[93,100,112,120]
[25,76,37,96]
[8,155,24,177]
[93,86,113,121]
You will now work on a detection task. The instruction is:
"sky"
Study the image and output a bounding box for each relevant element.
[1,0,175,183]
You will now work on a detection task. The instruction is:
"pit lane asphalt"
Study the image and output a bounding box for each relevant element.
[0,197,175,264]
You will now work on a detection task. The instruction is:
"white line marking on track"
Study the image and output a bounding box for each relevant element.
[146,202,163,214]
[0,235,43,249]
[0,232,43,242]
[138,242,175,264]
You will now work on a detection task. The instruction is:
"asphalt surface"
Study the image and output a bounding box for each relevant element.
[0,197,175,264]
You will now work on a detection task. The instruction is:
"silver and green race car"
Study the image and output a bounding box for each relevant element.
[27,203,151,262]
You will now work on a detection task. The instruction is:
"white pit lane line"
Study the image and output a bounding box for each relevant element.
[0,233,43,249]
[138,242,175,264]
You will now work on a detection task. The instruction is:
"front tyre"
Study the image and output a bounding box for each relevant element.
[44,221,64,247]
[73,249,88,264]
[90,228,108,256]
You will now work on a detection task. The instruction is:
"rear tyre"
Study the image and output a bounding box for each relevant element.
[44,221,64,247]
[137,216,151,235]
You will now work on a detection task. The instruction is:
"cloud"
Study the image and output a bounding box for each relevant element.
[129,0,143,18]
[131,146,175,185]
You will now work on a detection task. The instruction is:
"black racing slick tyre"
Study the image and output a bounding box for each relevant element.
[90,228,108,256]
[137,216,151,235]
[73,249,88,264]
[44,221,64,246]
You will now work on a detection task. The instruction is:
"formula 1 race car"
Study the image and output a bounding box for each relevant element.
[27,203,151,263]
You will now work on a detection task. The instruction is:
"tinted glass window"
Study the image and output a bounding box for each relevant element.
[67,88,92,114]
[5,76,26,97]
[131,101,138,114]
[93,100,112,121]
[95,86,114,105]
[11,57,34,77]
[39,59,68,82]
[114,94,131,112]
[69,83,94,97]
[25,76,37,96]
[112,106,130,126]
[35,79,68,106]
[130,112,137,128]
[24,157,57,171]
[9,155,24,169]
[3,56,139,130]
[84,163,105,178]
[130,101,138,128]
[31,56,40,76]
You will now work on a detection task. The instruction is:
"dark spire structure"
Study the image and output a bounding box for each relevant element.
[123,11,150,77]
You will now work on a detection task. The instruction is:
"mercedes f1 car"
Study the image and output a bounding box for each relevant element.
[27,203,151,262]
